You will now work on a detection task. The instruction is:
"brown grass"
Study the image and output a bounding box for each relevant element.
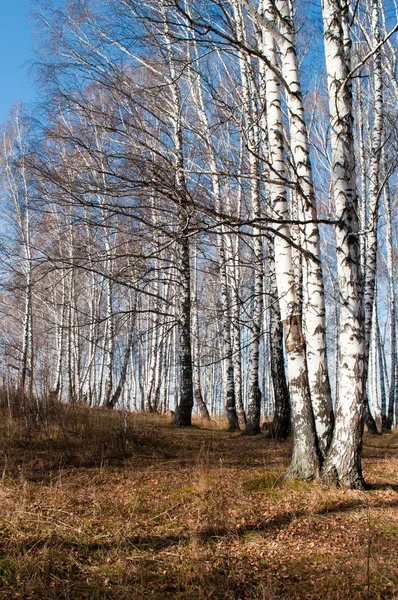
[0,404,398,599]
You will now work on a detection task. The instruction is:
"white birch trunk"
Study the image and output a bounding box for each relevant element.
[227,151,246,425]
[360,0,384,434]
[268,249,291,439]
[108,303,136,409]
[376,312,388,430]
[191,241,211,421]
[161,2,194,426]
[5,114,35,401]
[321,0,366,488]
[103,275,115,407]
[232,0,263,434]
[186,34,239,429]
[20,266,33,399]
[260,14,320,479]
[384,176,396,429]
[370,295,382,431]
[273,0,334,455]
[67,276,76,403]
[51,271,67,401]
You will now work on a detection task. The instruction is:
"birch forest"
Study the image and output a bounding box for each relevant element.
[2,0,398,493]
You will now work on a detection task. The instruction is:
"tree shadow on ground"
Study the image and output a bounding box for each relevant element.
[366,482,398,492]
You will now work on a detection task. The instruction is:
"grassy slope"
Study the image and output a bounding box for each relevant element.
[0,405,397,599]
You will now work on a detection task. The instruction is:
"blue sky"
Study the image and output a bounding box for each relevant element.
[0,1,36,125]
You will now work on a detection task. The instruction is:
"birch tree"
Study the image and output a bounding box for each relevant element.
[1,111,35,401]
[185,34,240,429]
[259,0,320,478]
[321,0,366,488]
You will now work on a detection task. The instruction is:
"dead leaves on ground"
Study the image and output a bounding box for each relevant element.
[0,410,397,599]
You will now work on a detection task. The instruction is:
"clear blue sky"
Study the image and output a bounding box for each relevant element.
[0,1,36,125]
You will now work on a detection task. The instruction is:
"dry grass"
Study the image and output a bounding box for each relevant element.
[0,404,398,599]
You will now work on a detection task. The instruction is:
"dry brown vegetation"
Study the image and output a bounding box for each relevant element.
[0,404,398,599]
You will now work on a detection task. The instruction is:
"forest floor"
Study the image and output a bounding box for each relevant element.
[0,405,397,599]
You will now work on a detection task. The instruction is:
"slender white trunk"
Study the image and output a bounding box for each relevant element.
[273,0,333,455]
[20,266,33,398]
[187,37,239,429]
[191,242,211,420]
[162,332,172,413]
[384,175,396,429]
[260,12,319,479]
[108,303,136,409]
[370,295,382,431]
[376,313,388,430]
[67,276,76,403]
[268,249,291,439]
[233,0,263,434]
[72,294,83,402]
[103,275,115,407]
[52,271,67,400]
[321,0,365,488]
[6,117,35,401]
[227,158,246,425]
[357,90,368,282]
[360,0,384,434]
[161,2,194,426]
[173,302,179,413]
[143,252,160,412]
